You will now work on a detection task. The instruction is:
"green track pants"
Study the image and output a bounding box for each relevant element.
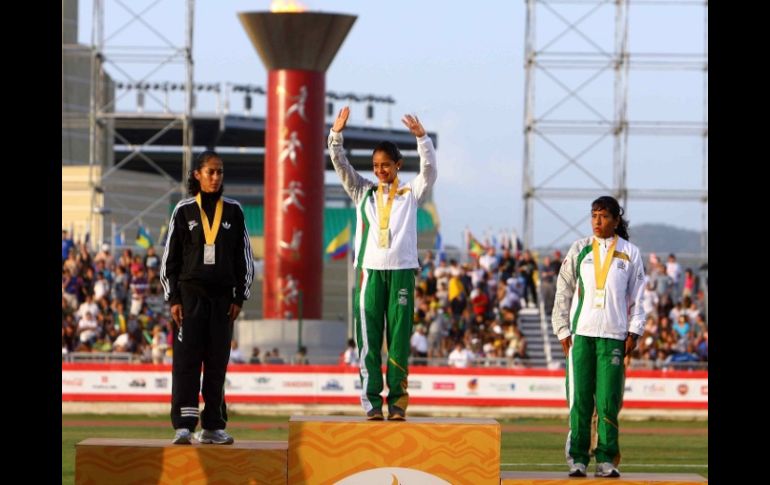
[354,268,415,413]
[565,335,625,467]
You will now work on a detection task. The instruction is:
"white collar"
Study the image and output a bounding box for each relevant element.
[593,235,617,247]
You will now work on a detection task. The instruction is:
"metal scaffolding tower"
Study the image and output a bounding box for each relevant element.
[522,0,707,254]
[87,0,195,250]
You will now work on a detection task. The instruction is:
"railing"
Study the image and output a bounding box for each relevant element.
[61,352,707,370]
[62,352,139,363]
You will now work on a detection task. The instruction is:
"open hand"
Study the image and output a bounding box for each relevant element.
[402,113,426,137]
[332,106,350,133]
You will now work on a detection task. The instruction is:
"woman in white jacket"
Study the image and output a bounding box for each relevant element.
[328,107,437,421]
[552,196,646,478]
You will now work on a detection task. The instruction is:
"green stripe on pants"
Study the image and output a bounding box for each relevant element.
[354,268,414,413]
[566,335,625,466]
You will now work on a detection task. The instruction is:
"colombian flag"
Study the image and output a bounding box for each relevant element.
[136,225,153,249]
[325,224,351,261]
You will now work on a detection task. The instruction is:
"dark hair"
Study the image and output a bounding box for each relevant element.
[591,195,630,240]
[187,150,222,196]
[372,141,402,162]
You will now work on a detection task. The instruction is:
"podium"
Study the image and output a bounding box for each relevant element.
[287,416,501,485]
[75,418,705,484]
[75,438,287,485]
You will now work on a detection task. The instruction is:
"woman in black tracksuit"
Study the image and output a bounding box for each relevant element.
[161,150,253,445]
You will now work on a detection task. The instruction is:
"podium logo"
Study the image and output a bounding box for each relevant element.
[335,467,451,485]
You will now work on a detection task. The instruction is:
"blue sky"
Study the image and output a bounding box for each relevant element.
[77,0,707,250]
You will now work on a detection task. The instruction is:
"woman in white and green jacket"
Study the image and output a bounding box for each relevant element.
[328,106,437,421]
[552,195,645,478]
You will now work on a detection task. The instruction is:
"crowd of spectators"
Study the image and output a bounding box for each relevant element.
[63,229,707,369]
[406,247,707,368]
[62,230,172,363]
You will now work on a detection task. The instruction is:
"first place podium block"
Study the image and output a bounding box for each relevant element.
[75,438,288,485]
[287,415,501,485]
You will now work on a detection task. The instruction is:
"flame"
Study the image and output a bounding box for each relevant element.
[271,0,307,13]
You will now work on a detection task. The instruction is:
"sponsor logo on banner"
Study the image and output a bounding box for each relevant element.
[433,382,455,391]
[92,375,117,390]
[490,382,513,393]
[529,383,562,393]
[322,379,344,391]
[225,378,242,391]
[700,385,708,396]
[408,380,422,390]
[677,384,689,396]
[129,379,146,388]
[624,385,632,393]
[155,378,168,389]
[283,381,313,388]
[643,383,666,395]
[467,378,478,393]
[62,377,83,387]
[336,467,451,485]
[354,380,362,390]
[251,376,274,390]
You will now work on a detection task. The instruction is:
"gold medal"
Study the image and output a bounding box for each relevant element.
[592,288,606,309]
[376,177,399,250]
[379,228,390,249]
[591,236,617,310]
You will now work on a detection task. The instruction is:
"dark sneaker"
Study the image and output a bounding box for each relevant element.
[595,462,620,478]
[387,406,406,421]
[195,429,234,445]
[172,428,192,445]
[568,463,587,477]
[366,408,384,421]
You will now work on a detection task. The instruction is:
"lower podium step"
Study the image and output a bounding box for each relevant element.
[500,471,708,484]
[287,415,501,485]
[75,438,287,484]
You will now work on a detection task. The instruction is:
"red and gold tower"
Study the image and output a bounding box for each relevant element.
[238,6,356,318]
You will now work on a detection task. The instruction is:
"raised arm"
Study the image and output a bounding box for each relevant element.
[328,106,374,205]
[403,114,437,203]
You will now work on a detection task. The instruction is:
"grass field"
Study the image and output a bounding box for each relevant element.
[62,414,707,484]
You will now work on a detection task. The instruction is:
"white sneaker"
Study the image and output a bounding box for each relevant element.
[172,428,192,445]
[595,462,620,477]
[195,429,234,445]
[568,463,587,477]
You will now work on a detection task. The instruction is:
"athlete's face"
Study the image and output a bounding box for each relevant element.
[372,151,402,184]
[591,208,617,238]
[195,158,224,193]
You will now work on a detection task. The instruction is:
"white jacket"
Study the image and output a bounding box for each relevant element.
[552,235,646,341]
[327,129,437,270]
